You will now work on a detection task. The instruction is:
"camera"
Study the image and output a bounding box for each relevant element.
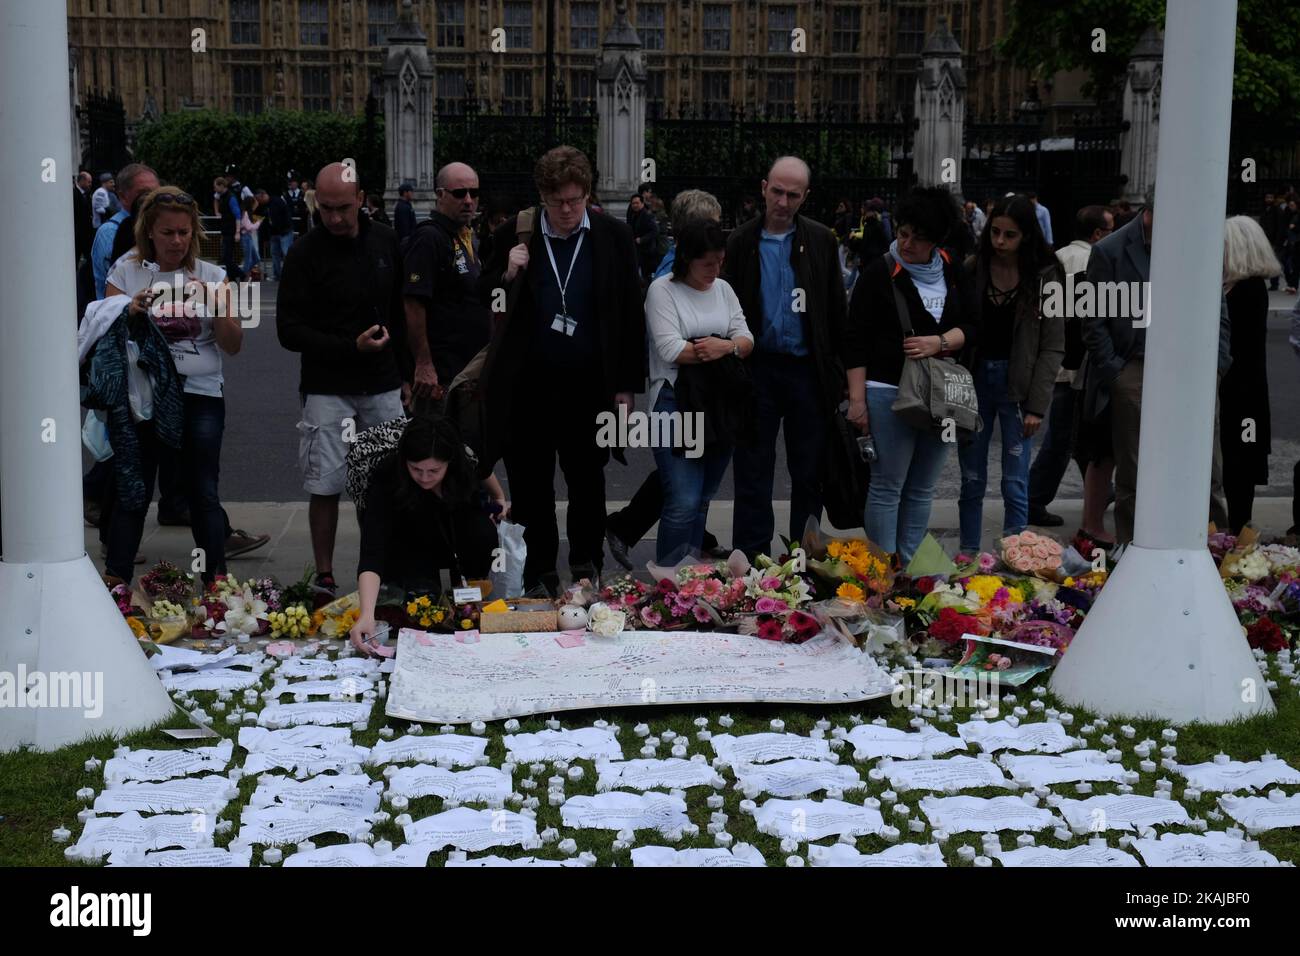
[857,434,877,464]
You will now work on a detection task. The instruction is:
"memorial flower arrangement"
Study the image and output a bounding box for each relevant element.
[139,561,194,605]
[599,575,653,610]
[267,604,313,638]
[1000,531,1064,577]
[809,537,894,597]
[404,593,448,630]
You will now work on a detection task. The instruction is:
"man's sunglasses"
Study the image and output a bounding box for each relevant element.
[148,192,196,208]
[438,187,480,199]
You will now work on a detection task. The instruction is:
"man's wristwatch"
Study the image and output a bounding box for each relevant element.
[731,339,740,357]
[938,333,949,352]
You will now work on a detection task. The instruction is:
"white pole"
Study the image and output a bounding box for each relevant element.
[1050,0,1274,723]
[0,0,174,750]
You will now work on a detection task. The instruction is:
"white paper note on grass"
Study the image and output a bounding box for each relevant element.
[1174,758,1300,793]
[631,844,767,867]
[994,845,1140,867]
[403,807,541,852]
[162,668,263,693]
[807,843,946,867]
[1057,795,1190,833]
[733,759,863,798]
[386,765,513,804]
[1131,832,1284,867]
[595,758,724,793]
[365,734,488,768]
[94,776,235,815]
[560,793,690,834]
[918,795,1060,833]
[267,677,375,699]
[709,732,832,766]
[237,805,375,846]
[881,756,1013,793]
[283,843,438,867]
[71,812,212,860]
[998,750,1129,786]
[753,798,885,842]
[248,774,383,814]
[957,720,1076,754]
[257,701,372,728]
[103,738,234,785]
[446,855,592,868]
[107,846,252,867]
[844,724,967,761]
[503,728,624,763]
[1219,794,1300,833]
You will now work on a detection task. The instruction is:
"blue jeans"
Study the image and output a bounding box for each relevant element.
[183,393,227,584]
[240,232,260,275]
[958,359,1034,552]
[731,353,825,558]
[271,232,293,280]
[651,385,732,563]
[864,385,950,563]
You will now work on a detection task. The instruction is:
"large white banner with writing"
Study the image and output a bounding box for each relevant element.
[386,629,895,724]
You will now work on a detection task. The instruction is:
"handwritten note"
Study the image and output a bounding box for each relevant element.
[283,843,438,867]
[70,811,212,860]
[844,725,967,761]
[560,793,690,834]
[364,734,488,768]
[256,701,372,728]
[385,765,513,804]
[103,739,234,785]
[732,759,863,798]
[94,776,235,815]
[595,758,724,793]
[107,846,252,867]
[994,845,1139,867]
[1174,757,1300,793]
[918,796,1060,834]
[709,733,832,766]
[402,807,541,852]
[957,720,1076,754]
[1131,832,1284,867]
[807,843,946,867]
[998,750,1129,787]
[1057,794,1190,833]
[237,805,375,846]
[881,756,1013,793]
[1219,794,1300,833]
[631,844,767,867]
[247,774,383,814]
[753,798,885,842]
[503,728,624,763]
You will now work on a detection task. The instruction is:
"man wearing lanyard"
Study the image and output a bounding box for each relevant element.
[478,146,644,595]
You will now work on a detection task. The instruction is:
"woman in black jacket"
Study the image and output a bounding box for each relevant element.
[845,187,980,562]
[1220,215,1282,532]
[957,194,1065,554]
[349,416,498,654]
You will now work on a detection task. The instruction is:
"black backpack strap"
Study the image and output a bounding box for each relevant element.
[882,251,914,337]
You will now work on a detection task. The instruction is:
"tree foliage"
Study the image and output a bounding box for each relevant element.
[132,109,385,201]
[998,0,1300,118]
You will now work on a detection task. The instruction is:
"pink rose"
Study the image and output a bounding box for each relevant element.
[761,576,782,591]
[756,597,779,614]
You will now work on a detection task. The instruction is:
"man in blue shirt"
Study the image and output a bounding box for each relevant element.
[723,157,848,559]
[1028,191,1054,246]
[90,163,158,298]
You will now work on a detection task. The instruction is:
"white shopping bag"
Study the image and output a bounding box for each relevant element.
[490,520,527,599]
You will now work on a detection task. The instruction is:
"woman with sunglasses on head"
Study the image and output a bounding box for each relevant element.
[104,186,245,586]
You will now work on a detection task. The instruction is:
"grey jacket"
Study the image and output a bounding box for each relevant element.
[1081,211,1231,420]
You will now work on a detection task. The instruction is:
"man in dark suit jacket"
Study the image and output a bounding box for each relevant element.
[394,182,417,242]
[477,146,644,594]
[1082,193,1231,543]
[74,170,95,262]
[723,156,847,558]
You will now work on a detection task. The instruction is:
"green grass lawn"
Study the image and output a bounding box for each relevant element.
[2,651,1297,867]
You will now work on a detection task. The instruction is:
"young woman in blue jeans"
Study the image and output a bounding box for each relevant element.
[844,188,980,563]
[644,221,754,563]
[957,194,1065,553]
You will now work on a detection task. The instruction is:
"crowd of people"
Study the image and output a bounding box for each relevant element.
[66,147,1298,634]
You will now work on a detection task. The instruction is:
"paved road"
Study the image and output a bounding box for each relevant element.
[142,279,1300,505]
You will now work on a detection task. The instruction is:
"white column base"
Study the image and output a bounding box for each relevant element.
[0,555,175,752]
[1049,545,1275,724]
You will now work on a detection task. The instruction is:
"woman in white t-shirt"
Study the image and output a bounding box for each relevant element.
[644,220,754,563]
[106,186,244,585]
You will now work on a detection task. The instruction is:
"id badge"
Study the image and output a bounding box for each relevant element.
[551,313,577,336]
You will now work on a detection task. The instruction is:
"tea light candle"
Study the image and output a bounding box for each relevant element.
[408,724,424,735]
[909,717,925,730]
[826,788,844,801]
[1029,700,1045,712]
[880,790,897,805]
[1075,782,1093,794]
[1120,725,1136,738]
[868,768,886,783]
[718,714,734,728]
[880,825,900,843]
[394,813,413,827]
[1079,724,1094,736]
[470,720,486,736]
[439,724,455,734]
[566,766,584,781]
[640,745,656,758]
[671,745,688,758]
[1262,751,1277,761]
[76,787,95,803]
[1160,758,1179,771]
[871,717,888,726]
[545,718,562,731]
[77,808,95,824]
[1046,794,1063,808]
[786,855,804,867]
[1100,734,1116,747]
[1213,752,1230,765]
[296,840,317,853]
[957,845,976,862]
[558,838,578,855]
[893,804,911,818]
[371,811,390,826]
[697,730,712,742]
[1105,749,1122,762]
[682,823,700,838]
[1012,706,1028,718]
[1155,778,1172,791]
[1016,834,1035,848]
[1053,826,1072,842]
[503,718,520,732]
[908,818,927,834]
[1005,716,1020,729]
[1160,745,1176,759]
[634,723,650,738]
[242,712,258,724]
[1139,759,1157,773]
[1059,713,1074,725]
[262,848,282,864]
[351,720,368,732]
[1268,788,1287,802]
[1184,787,1201,801]
[770,719,785,733]
[114,745,130,758]
[547,792,565,806]
[389,795,409,811]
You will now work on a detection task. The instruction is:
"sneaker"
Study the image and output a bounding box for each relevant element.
[605,529,633,571]
[157,510,192,527]
[1027,509,1065,527]
[225,528,271,558]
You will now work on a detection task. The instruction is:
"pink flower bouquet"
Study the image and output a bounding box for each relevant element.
[1000,531,1064,578]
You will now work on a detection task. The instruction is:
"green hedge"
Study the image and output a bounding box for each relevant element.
[132,108,385,205]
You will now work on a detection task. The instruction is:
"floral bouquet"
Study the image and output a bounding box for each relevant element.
[808,536,895,600]
[598,575,653,611]
[403,593,450,631]
[310,592,362,639]
[199,585,271,639]
[634,577,717,629]
[1220,529,1270,581]
[736,608,822,643]
[954,551,1001,576]
[267,605,315,639]
[139,561,195,606]
[1000,531,1064,578]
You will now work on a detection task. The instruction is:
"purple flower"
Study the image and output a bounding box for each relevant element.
[755,597,779,614]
